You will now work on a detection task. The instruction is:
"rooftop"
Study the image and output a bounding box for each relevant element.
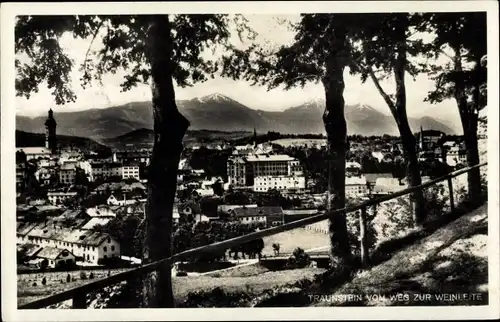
[231,206,284,218]
[246,154,295,162]
[36,247,73,260]
[345,176,367,185]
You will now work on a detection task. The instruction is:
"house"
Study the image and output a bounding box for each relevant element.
[47,191,78,205]
[345,176,368,198]
[36,247,76,269]
[230,206,284,226]
[26,225,121,265]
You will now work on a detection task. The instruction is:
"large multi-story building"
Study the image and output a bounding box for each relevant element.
[122,163,140,180]
[59,163,76,185]
[345,176,368,198]
[227,156,247,187]
[91,162,122,180]
[113,150,151,165]
[227,154,306,192]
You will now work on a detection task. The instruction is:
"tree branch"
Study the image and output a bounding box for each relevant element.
[82,19,104,74]
[366,66,398,121]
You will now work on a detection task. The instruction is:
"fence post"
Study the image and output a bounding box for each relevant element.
[359,206,369,268]
[72,293,87,309]
[447,176,455,212]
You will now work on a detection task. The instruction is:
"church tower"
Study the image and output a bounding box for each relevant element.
[253,126,257,148]
[45,109,57,154]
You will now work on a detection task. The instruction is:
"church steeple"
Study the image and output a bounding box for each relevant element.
[45,108,57,154]
[253,126,257,148]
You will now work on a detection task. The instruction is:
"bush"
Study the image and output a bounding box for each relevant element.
[178,287,252,308]
[41,277,47,285]
[32,282,37,287]
[66,274,71,283]
[80,271,87,280]
[286,247,311,269]
[89,272,94,279]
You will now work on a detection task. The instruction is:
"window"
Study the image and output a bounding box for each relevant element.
[111,245,115,251]
[103,246,107,252]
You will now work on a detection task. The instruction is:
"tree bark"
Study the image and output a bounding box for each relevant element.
[142,15,190,308]
[322,25,353,273]
[393,15,425,225]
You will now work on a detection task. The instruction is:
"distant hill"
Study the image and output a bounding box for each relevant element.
[102,128,252,150]
[15,130,110,153]
[16,93,457,140]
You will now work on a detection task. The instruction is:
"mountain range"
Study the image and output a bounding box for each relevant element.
[16,93,457,141]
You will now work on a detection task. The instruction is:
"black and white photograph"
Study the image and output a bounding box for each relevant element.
[1,1,499,321]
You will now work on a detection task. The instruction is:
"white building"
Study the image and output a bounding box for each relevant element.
[345,176,368,198]
[35,247,76,269]
[26,225,120,265]
[47,191,78,205]
[16,147,52,161]
[253,175,306,192]
[122,163,140,180]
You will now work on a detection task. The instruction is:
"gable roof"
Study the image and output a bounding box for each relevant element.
[36,247,73,260]
[231,206,284,218]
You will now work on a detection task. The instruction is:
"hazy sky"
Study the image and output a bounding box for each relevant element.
[15,14,461,125]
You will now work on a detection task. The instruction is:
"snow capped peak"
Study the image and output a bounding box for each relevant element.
[197,93,234,103]
[302,97,325,108]
[351,103,376,112]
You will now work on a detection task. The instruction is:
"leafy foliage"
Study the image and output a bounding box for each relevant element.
[16,14,256,104]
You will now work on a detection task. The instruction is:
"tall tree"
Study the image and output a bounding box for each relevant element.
[348,13,427,225]
[15,14,254,307]
[421,12,487,203]
[237,14,354,274]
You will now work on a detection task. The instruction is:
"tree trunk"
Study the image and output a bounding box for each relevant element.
[142,15,190,308]
[393,14,426,226]
[322,25,353,273]
[451,42,482,203]
[463,114,481,202]
[397,120,425,225]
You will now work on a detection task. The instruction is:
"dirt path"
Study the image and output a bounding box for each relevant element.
[312,204,489,306]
